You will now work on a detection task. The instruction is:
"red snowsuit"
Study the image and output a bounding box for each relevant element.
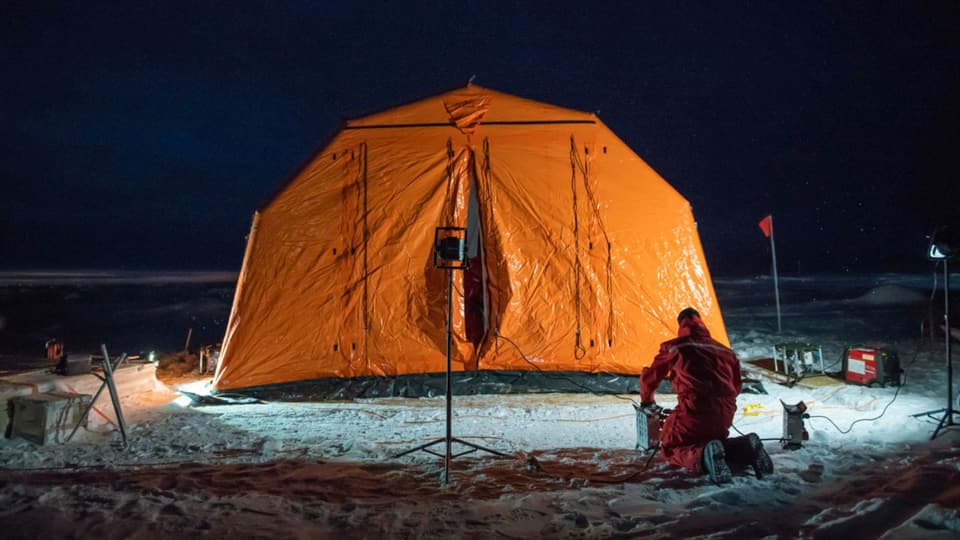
[640,316,742,473]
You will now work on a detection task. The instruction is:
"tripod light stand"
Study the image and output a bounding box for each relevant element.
[913,227,958,439]
[394,227,507,485]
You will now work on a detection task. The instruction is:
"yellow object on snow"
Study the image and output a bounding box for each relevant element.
[742,403,765,416]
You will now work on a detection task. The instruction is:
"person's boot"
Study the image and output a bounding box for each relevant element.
[746,433,774,479]
[701,439,732,485]
[722,435,753,464]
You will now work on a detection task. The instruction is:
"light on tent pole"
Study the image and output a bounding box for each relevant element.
[770,219,782,332]
[911,229,958,437]
[927,255,956,437]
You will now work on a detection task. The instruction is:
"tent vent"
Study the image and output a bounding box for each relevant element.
[332,153,337,160]
[589,339,594,347]
[352,343,356,351]
[351,247,356,255]
[603,146,607,154]
[333,344,338,352]
[608,339,613,346]
[442,93,490,135]
[333,248,337,255]
[584,146,589,154]
[589,241,593,250]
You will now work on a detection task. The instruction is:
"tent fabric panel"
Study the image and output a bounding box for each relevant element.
[592,139,728,331]
[211,211,260,389]
[213,149,351,389]
[472,125,604,372]
[352,131,467,376]
[586,126,727,371]
[474,122,725,375]
[214,128,482,391]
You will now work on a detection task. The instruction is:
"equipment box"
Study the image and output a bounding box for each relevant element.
[842,347,901,387]
[8,392,92,445]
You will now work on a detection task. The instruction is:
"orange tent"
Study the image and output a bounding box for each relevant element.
[212,85,727,396]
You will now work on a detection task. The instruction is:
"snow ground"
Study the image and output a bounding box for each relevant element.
[1,273,959,538]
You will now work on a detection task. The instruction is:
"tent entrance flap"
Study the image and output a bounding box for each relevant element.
[464,154,487,354]
[437,144,490,371]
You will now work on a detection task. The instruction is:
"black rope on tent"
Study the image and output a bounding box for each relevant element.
[361,142,369,356]
[570,136,587,360]
[570,142,615,349]
[445,138,456,204]
[568,145,665,335]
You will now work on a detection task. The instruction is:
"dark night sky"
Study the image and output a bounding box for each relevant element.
[2,2,958,275]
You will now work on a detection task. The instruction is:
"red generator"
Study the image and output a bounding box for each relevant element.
[842,347,902,387]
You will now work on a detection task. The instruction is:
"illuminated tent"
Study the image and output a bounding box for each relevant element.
[212,85,727,398]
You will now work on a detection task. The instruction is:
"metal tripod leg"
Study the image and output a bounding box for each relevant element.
[100,344,128,447]
[448,437,509,458]
[64,346,129,446]
[393,263,510,484]
[394,437,507,460]
[930,408,958,439]
[394,438,446,459]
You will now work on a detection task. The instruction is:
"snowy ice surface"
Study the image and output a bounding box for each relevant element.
[0,270,238,286]
[1,273,959,538]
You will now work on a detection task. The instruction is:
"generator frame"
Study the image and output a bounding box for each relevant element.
[772,342,825,377]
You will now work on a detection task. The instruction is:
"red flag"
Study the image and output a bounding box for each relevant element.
[758,215,773,238]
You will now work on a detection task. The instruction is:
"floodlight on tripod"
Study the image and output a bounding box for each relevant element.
[394,226,507,485]
[913,226,959,439]
[434,227,468,269]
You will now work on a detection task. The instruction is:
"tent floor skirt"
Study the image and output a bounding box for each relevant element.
[212,370,642,401]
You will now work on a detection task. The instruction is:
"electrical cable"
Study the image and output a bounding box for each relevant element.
[729,422,781,442]
[735,345,915,438]
[493,333,641,406]
[731,338,920,440]
[783,370,802,388]
[821,359,842,372]
[806,370,906,435]
[641,443,660,472]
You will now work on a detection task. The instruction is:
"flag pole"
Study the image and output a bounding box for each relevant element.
[769,219,782,332]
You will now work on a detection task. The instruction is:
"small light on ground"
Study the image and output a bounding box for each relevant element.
[178,379,213,396]
[173,395,193,407]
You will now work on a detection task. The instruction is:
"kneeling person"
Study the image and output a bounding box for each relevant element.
[639,307,773,484]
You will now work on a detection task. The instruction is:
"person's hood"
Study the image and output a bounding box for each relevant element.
[677,315,711,338]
